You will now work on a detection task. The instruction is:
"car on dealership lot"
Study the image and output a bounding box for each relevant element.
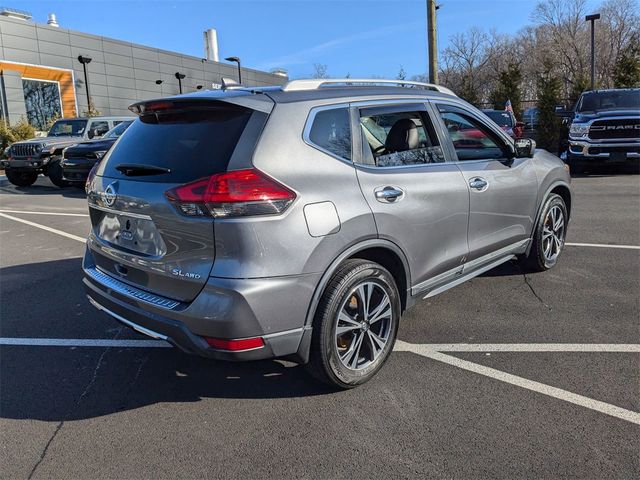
[482,109,524,138]
[1,116,132,187]
[60,120,133,186]
[567,88,640,173]
[523,107,539,130]
[83,79,571,388]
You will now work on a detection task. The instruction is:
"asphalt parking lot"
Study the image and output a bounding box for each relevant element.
[1,172,638,479]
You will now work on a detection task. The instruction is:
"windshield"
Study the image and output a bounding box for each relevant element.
[47,119,88,137]
[484,111,513,127]
[576,90,639,113]
[104,121,133,139]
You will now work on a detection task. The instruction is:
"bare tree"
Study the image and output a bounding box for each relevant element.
[312,63,328,79]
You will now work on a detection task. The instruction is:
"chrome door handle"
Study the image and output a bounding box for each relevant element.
[469,177,488,191]
[375,186,404,203]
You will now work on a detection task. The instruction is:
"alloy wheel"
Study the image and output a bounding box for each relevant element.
[542,205,565,263]
[334,281,394,370]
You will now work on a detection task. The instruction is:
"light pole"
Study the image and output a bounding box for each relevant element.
[585,13,600,90]
[77,55,93,112]
[225,56,242,84]
[175,72,185,94]
[426,1,440,84]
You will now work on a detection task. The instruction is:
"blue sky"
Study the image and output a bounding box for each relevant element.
[16,0,595,79]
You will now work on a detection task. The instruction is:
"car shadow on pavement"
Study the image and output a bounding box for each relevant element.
[0,258,335,422]
[0,182,86,199]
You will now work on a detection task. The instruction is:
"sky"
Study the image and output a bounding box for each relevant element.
[16,0,600,79]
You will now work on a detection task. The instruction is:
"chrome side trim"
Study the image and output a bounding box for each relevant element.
[423,254,515,299]
[86,266,180,310]
[89,204,153,220]
[462,238,529,273]
[87,296,170,341]
[411,238,530,296]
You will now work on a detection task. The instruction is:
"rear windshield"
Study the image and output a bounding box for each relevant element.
[98,102,253,183]
[576,90,639,113]
[484,111,513,127]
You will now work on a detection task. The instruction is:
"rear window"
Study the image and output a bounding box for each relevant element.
[98,102,253,183]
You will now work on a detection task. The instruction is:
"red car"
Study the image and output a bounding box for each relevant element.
[482,109,525,138]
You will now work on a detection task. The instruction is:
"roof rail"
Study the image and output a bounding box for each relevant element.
[282,78,456,96]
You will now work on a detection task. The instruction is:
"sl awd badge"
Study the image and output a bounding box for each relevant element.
[171,268,201,279]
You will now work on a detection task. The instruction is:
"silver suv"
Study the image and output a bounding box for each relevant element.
[83,79,571,388]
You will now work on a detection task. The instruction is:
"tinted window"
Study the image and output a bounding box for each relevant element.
[104,120,133,139]
[48,119,88,137]
[99,103,252,183]
[577,90,639,112]
[484,111,513,127]
[89,121,109,137]
[438,109,507,161]
[308,108,352,160]
[359,108,444,167]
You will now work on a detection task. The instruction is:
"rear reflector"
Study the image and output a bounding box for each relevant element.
[165,168,296,218]
[205,336,265,351]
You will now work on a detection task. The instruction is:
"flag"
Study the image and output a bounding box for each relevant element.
[505,99,513,113]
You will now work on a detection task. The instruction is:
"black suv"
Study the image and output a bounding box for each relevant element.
[61,120,133,186]
[567,88,640,172]
[2,116,131,187]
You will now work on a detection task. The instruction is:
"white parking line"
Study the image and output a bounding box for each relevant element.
[0,212,86,243]
[2,337,639,423]
[0,209,89,217]
[565,242,640,250]
[0,338,170,348]
[395,341,640,426]
[395,343,640,352]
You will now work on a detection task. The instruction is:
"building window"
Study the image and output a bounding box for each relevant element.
[22,79,62,130]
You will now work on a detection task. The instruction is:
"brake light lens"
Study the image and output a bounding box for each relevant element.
[204,336,264,351]
[85,161,100,193]
[165,169,296,218]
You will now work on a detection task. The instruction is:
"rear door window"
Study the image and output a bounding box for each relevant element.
[98,102,253,183]
[358,105,445,167]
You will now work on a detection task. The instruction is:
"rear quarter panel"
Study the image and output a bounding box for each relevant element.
[209,100,377,279]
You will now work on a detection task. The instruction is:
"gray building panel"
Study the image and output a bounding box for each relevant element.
[0,15,286,123]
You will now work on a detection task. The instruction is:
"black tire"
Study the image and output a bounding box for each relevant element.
[521,193,568,272]
[5,169,38,187]
[47,159,71,188]
[306,259,401,389]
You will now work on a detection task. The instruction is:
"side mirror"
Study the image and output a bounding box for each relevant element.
[514,138,536,158]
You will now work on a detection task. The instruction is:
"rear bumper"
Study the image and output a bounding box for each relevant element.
[82,248,317,361]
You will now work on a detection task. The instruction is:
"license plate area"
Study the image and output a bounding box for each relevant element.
[91,209,166,257]
[608,152,627,162]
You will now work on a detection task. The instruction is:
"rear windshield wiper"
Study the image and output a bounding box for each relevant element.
[115,163,171,176]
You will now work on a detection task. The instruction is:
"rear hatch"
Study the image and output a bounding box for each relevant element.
[86,97,269,302]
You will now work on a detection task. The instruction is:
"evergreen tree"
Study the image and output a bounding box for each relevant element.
[489,63,523,118]
[613,34,640,88]
[537,62,562,153]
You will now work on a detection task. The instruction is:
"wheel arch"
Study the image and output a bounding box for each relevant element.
[294,239,411,365]
[526,180,572,255]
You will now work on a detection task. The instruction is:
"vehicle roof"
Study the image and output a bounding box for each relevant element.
[581,88,640,94]
[150,84,458,110]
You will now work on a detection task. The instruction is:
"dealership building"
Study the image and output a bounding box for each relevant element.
[0,7,287,130]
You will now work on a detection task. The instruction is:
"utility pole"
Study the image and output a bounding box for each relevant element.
[427,0,438,84]
[585,13,600,90]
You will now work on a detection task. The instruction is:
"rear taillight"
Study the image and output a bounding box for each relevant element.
[86,162,100,193]
[165,169,296,218]
[204,336,264,351]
